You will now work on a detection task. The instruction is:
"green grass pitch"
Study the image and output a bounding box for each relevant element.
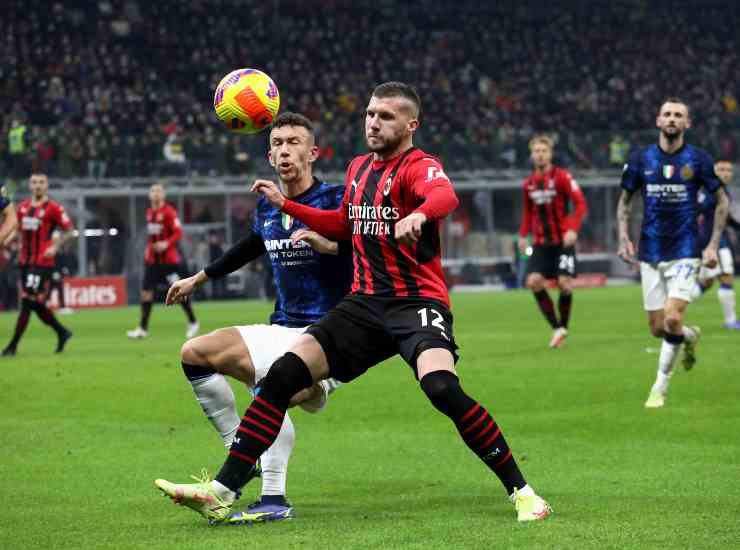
[2,285,739,549]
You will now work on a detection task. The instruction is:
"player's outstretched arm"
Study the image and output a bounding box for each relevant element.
[252,179,350,241]
[617,190,637,264]
[166,232,268,304]
[0,203,17,247]
[702,186,729,268]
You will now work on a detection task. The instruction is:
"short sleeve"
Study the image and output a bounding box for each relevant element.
[697,151,722,194]
[620,150,642,192]
[56,203,74,230]
[407,155,454,199]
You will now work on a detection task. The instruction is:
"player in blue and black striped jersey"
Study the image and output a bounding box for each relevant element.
[617,98,729,408]
[689,160,740,328]
[0,181,18,249]
[156,112,352,524]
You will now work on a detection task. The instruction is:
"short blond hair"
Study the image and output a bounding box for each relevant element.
[529,134,553,151]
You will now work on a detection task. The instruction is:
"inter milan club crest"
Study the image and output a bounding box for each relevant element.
[662,165,675,179]
[383,176,393,196]
[680,164,694,180]
[281,213,293,230]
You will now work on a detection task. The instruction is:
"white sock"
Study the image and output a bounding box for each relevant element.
[682,325,697,342]
[654,338,681,393]
[188,373,240,448]
[509,484,535,503]
[210,480,237,502]
[260,412,295,497]
[688,283,704,302]
[718,287,737,324]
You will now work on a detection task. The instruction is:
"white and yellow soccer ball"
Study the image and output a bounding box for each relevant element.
[213,69,280,134]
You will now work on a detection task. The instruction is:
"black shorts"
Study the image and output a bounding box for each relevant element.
[306,294,459,383]
[527,245,577,279]
[20,266,53,297]
[142,264,182,292]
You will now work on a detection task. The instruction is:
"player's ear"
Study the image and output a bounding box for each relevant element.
[407,118,420,135]
[267,149,276,168]
[308,145,320,164]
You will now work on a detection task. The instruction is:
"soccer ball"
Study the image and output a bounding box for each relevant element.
[213,69,280,134]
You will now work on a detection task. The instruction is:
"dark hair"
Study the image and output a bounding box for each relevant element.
[271,111,314,134]
[372,81,421,118]
[659,97,690,117]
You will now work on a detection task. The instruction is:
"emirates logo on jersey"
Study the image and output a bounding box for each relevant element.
[147,222,163,235]
[22,216,41,231]
[348,203,401,236]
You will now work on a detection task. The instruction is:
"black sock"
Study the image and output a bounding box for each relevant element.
[533,289,560,328]
[182,362,216,381]
[216,352,313,492]
[421,371,526,495]
[181,301,196,323]
[140,301,153,330]
[260,494,288,506]
[558,292,572,329]
[7,299,33,349]
[30,302,66,335]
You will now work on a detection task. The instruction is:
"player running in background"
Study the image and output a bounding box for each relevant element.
[156,82,552,523]
[0,181,18,248]
[2,173,74,357]
[161,112,351,523]
[689,160,740,328]
[127,183,199,340]
[618,98,728,409]
[518,135,588,348]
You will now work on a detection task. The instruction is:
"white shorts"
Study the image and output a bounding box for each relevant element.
[640,258,701,311]
[235,324,307,385]
[698,247,734,280]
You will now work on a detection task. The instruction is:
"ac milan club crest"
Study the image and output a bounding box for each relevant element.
[383,176,393,196]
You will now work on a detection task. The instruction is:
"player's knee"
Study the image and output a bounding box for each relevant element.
[180,338,206,366]
[260,352,314,400]
[663,313,682,333]
[526,274,544,290]
[420,370,461,416]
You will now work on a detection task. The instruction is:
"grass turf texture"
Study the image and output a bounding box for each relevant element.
[1,285,739,549]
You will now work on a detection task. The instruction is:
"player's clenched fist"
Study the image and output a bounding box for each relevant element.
[395,212,427,246]
[290,228,338,255]
[166,272,206,305]
[702,245,719,269]
[251,179,285,210]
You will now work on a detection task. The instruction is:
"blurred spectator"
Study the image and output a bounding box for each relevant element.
[1,0,739,173]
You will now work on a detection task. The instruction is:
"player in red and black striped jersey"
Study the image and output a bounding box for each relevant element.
[3,173,75,357]
[127,183,198,340]
[518,135,588,348]
[157,82,551,523]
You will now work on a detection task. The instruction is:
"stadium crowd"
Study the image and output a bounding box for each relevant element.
[2,0,740,179]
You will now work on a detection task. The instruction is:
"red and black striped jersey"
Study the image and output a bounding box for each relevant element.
[518,166,588,246]
[144,203,182,265]
[282,147,459,307]
[17,198,74,268]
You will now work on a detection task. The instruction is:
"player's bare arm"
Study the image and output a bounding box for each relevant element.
[251,179,286,210]
[702,186,729,268]
[290,228,338,255]
[395,212,427,246]
[43,228,75,258]
[0,203,17,246]
[617,190,637,264]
